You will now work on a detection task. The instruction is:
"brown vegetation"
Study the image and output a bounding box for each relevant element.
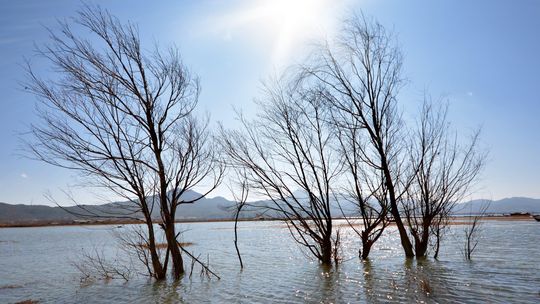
[137,242,194,250]
[15,300,39,304]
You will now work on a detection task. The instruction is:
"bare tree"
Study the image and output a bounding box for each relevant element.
[302,14,415,257]
[334,112,390,259]
[114,225,167,278]
[227,169,250,269]
[73,246,133,283]
[404,101,485,258]
[220,76,341,265]
[431,207,451,259]
[114,226,220,280]
[462,201,490,260]
[24,5,223,280]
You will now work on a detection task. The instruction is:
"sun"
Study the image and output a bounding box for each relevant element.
[267,0,328,62]
[218,0,340,65]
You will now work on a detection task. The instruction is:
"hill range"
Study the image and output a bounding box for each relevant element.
[1,192,539,226]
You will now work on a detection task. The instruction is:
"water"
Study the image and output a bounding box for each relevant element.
[1,220,539,303]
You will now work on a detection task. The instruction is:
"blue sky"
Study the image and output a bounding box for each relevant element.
[0,0,539,205]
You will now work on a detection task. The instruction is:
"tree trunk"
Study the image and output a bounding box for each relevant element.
[433,231,441,259]
[381,159,415,258]
[321,237,333,265]
[466,233,472,260]
[393,211,415,257]
[415,239,429,258]
[146,221,166,280]
[234,211,244,269]
[165,220,184,279]
[148,111,183,278]
[414,226,431,258]
[360,239,373,260]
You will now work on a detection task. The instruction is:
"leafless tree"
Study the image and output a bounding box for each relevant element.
[24,5,224,280]
[301,14,415,257]
[404,101,485,258]
[113,225,220,280]
[73,246,133,283]
[334,112,391,259]
[113,225,167,278]
[220,75,342,265]
[227,170,250,269]
[181,246,221,280]
[431,208,451,259]
[462,201,490,260]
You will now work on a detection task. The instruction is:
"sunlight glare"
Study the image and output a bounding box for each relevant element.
[217,0,342,66]
[269,0,327,63]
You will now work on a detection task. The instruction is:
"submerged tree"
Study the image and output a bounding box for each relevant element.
[462,201,490,260]
[302,15,415,257]
[25,6,223,280]
[220,76,341,265]
[404,101,485,258]
[227,169,250,269]
[333,110,391,260]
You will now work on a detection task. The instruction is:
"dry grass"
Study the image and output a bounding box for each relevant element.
[0,284,22,290]
[419,279,432,294]
[137,242,194,250]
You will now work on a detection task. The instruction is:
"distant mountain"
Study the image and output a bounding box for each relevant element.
[0,190,239,225]
[454,197,540,215]
[0,202,77,223]
[1,195,539,225]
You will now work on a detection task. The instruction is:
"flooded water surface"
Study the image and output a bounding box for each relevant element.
[1,220,539,303]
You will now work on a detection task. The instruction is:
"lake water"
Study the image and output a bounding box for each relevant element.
[1,220,539,303]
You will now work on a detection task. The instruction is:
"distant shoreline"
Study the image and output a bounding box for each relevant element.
[0,217,274,229]
[0,214,536,229]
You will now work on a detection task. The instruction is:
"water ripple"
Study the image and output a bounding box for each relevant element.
[0,221,539,303]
